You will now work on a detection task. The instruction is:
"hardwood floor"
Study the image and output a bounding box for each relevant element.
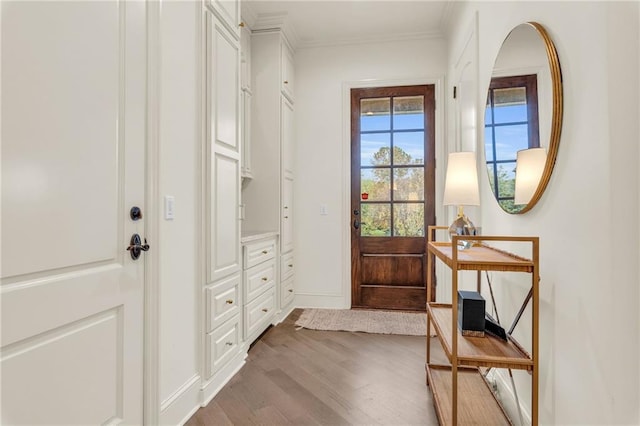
[186,309,442,425]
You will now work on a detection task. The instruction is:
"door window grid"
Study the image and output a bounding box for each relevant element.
[360,95,425,237]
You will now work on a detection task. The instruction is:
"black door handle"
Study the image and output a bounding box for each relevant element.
[127,234,150,260]
[353,219,359,230]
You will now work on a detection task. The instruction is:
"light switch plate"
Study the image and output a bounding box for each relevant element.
[164,195,175,220]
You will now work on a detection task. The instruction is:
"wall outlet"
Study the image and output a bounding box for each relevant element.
[320,203,328,215]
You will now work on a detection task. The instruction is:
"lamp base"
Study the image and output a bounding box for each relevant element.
[449,214,477,249]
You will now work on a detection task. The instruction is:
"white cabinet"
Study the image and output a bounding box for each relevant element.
[205,0,241,40]
[205,315,241,378]
[281,175,294,254]
[240,22,252,179]
[207,13,241,283]
[280,39,295,102]
[241,88,252,179]
[281,97,294,177]
[206,274,241,332]
[242,235,277,343]
[280,251,295,307]
[203,10,242,382]
[240,24,251,91]
[243,30,296,314]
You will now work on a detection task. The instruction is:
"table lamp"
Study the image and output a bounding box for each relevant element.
[443,152,480,244]
[514,148,547,205]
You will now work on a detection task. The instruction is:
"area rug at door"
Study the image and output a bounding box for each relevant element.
[295,308,426,336]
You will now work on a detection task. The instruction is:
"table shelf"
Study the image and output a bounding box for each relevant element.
[428,303,532,370]
[426,364,511,426]
[426,228,539,425]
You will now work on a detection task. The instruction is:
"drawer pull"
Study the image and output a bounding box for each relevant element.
[288,289,293,293]
[284,206,288,209]
[225,299,234,305]
[262,308,268,313]
[225,341,233,346]
[261,277,268,281]
[288,264,293,268]
[284,80,289,84]
[284,216,289,219]
[261,250,268,254]
[239,22,245,27]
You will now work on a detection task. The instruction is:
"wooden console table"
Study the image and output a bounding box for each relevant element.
[426,226,539,425]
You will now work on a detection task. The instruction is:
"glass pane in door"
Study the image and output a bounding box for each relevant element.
[361,98,390,131]
[393,96,424,130]
[361,204,391,237]
[393,203,425,237]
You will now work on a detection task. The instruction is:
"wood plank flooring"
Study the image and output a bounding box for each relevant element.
[186,309,443,425]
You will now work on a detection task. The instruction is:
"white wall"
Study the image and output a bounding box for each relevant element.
[447,2,639,424]
[293,37,447,308]
[158,1,201,422]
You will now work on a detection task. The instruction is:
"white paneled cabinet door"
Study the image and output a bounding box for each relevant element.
[281,97,295,177]
[206,0,241,40]
[1,2,146,425]
[281,175,294,253]
[280,40,295,102]
[207,13,241,282]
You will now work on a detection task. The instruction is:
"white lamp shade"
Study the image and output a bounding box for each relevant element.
[514,147,547,205]
[443,152,480,206]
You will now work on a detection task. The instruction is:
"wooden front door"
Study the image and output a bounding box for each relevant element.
[351,85,435,311]
[1,2,147,424]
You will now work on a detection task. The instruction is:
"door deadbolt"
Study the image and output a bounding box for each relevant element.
[127,233,150,260]
[130,206,143,221]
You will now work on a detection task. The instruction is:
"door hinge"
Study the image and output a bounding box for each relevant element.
[453,86,457,99]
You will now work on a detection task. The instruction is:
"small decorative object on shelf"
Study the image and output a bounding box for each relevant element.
[485,313,508,341]
[457,290,485,337]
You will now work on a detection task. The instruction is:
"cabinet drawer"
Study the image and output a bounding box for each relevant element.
[244,260,275,302]
[205,314,241,378]
[243,238,276,269]
[281,275,295,307]
[206,273,241,333]
[244,288,275,339]
[281,251,294,279]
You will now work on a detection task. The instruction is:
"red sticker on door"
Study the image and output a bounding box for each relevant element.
[361,192,369,200]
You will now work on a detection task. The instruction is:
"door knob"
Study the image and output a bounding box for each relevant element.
[353,219,359,230]
[127,234,150,260]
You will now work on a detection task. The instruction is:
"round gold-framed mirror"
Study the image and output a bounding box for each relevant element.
[484,22,563,214]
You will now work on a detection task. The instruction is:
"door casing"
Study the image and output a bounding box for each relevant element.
[341,77,446,309]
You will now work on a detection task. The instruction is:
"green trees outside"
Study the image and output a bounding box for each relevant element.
[487,163,519,213]
[361,146,425,237]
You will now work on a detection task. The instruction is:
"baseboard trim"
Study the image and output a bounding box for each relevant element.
[273,303,296,325]
[488,369,532,426]
[295,293,348,309]
[199,350,247,407]
[159,374,201,426]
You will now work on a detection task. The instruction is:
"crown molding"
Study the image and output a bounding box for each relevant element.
[439,1,456,36]
[296,30,444,49]
[251,12,300,50]
[240,1,258,29]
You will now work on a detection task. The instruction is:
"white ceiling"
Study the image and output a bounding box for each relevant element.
[244,1,453,48]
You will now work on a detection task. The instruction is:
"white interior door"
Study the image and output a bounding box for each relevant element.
[1,2,147,424]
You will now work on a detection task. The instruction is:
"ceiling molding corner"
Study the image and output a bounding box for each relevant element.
[240,1,258,29]
[251,11,300,50]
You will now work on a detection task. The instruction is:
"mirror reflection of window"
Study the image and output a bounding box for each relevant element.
[484,74,539,213]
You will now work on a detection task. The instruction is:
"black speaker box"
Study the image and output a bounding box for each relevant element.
[457,291,485,337]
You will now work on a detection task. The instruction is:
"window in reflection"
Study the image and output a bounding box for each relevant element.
[485,74,539,213]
